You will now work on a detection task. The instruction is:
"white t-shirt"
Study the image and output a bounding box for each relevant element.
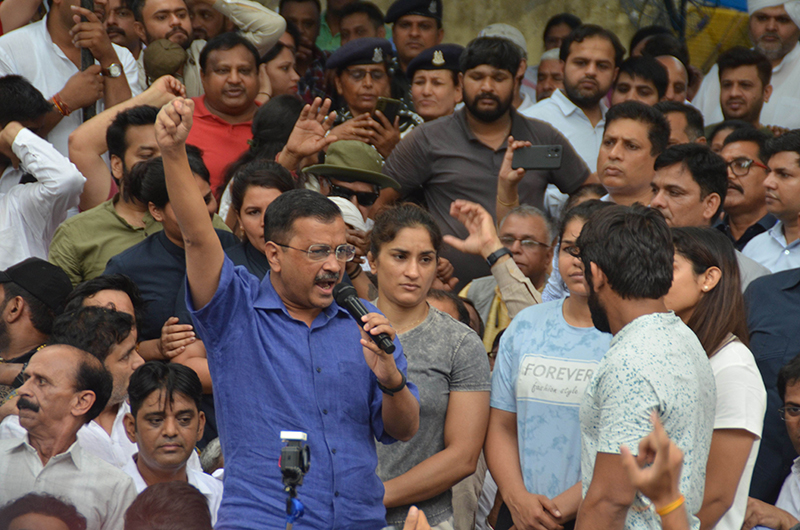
[708,338,767,530]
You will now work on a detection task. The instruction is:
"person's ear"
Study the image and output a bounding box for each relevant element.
[515,61,526,82]
[196,410,206,441]
[265,241,282,272]
[701,193,721,224]
[110,155,124,183]
[589,262,607,290]
[124,412,137,443]
[149,203,164,222]
[72,390,96,420]
[334,74,344,96]
[377,26,386,39]
[701,266,722,292]
[367,250,377,274]
[436,27,444,44]
[764,83,773,104]
[3,296,24,324]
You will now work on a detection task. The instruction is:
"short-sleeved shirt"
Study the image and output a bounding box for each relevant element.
[382,107,589,287]
[104,229,239,341]
[745,268,800,503]
[376,307,491,526]
[709,338,767,530]
[491,298,610,499]
[742,221,800,273]
[186,96,255,196]
[579,312,716,530]
[187,258,419,529]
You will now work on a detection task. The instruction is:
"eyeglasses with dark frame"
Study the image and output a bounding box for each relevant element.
[343,68,387,82]
[328,183,380,207]
[276,243,356,262]
[499,236,551,250]
[727,157,769,177]
[779,406,800,420]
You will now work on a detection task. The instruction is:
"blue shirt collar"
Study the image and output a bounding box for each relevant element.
[253,272,348,324]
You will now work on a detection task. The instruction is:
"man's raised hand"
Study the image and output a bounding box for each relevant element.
[155,98,195,151]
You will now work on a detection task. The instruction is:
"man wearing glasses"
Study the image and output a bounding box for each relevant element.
[717,128,776,251]
[152,97,420,530]
[327,37,423,159]
[458,205,554,351]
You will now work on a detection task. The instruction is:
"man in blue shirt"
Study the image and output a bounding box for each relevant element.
[154,96,420,529]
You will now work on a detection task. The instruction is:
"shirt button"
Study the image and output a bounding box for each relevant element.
[335,491,340,497]
[332,448,337,454]
[323,409,328,415]
[785,249,791,255]
[316,367,322,373]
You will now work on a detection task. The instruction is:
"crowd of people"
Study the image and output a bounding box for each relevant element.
[3,0,800,528]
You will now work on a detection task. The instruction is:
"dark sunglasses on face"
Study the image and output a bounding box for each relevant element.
[328,183,380,207]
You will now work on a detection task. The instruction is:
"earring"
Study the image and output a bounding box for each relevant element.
[703,286,709,291]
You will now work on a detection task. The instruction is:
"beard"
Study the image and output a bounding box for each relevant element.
[463,90,514,123]
[564,77,606,109]
[754,32,794,63]
[587,286,612,334]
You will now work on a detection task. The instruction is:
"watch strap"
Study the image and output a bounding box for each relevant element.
[486,247,512,268]
[377,371,406,396]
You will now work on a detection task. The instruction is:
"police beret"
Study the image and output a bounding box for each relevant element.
[326,38,393,71]
[406,43,464,79]
[384,0,442,23]
[143,39,187,83]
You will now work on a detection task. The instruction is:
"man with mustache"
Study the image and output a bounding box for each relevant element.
[106,0,142,60]
[575,203,715,530]
[122,362,223,524]
[153,97,420,529]
[711,47,774,135]
[380,36,591,289]
[0,344,138,530]
[132,0,285,97]
[524,24,625,172]
[186,32,262,196]
[743,131,800,272]
[693,0,800,129]
[717,127,776,250]
[384,0,444,110]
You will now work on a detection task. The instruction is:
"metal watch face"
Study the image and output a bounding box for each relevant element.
[106,64,122,78]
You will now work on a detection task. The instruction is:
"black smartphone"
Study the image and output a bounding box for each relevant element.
[511,145,563,170]
[373,97,402,124]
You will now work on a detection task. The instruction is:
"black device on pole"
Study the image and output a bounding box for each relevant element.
[333,283,396,354]
[80,0,97,121]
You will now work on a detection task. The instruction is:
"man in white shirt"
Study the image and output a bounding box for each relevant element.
[0,0,140,158]
[122,362,222,525]
[693,0,800,129]
[0,305,144,469]
[743,131,800,272]
[0,76,86,269]
[523,24,625,171]
[132,0,285,95]
[0,344,138,530]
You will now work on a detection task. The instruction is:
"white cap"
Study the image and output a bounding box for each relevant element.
[540,48,561,63]
[748,0,800,27]
[479,23,528,58]
[328,196,368,232]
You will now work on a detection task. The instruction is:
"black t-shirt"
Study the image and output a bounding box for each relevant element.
[104,229,239,341]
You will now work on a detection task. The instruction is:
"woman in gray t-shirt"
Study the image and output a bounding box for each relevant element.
[368,203,492,529]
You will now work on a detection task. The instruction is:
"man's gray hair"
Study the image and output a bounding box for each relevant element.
[500,205,555,243]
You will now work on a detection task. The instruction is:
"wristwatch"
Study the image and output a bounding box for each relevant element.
[101,63,123,78]
[486,247,512,268]
[377,371,406,396]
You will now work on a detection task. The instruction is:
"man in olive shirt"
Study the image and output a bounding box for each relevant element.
[380,37,590,288]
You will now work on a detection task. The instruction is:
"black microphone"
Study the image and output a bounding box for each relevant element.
[333,283,396,354]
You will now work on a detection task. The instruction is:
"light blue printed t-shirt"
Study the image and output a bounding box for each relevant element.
[490,298,611,498]
[579,311,716,530]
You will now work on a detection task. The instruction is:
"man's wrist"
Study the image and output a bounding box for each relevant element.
[480,239,505,259]
[378,368,403,390]
[377,369,406,396]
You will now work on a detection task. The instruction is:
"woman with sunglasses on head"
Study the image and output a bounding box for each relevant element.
[368,203,491,530]
[475,199,613,530]
[224,160,297,280]
[663,227,766,530]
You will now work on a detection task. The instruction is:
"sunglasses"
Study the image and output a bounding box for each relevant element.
[329,183,380,207]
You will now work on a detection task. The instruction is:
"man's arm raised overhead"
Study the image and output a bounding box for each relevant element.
[155,98,223,309]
